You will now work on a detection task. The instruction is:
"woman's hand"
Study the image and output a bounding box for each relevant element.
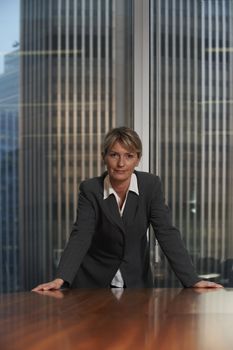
[31,278,64,292]
[193,280,223,288]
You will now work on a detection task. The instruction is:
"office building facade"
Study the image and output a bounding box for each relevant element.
[1,0,233,291]
[0,50,19,292]
[150,0,233,285]
[20,0,133,289]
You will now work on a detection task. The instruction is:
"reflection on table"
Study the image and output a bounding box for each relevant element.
[0,288,233,350]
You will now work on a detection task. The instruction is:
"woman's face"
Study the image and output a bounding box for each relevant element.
[103,141,140,185]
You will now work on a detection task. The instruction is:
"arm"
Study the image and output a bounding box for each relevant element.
[149,177,223,288]
[55,188,96,285]
[149,176,201,287]
[32,183,96,291]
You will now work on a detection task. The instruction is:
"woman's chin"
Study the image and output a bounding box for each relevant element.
[110,173,129,182]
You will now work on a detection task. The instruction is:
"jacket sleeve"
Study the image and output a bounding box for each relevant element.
[149,176,201,287]
[55,182,96,285]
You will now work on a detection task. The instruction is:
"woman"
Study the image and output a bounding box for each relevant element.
[32,127,222,291]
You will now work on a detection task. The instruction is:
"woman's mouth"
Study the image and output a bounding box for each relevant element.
[115,170,125,174]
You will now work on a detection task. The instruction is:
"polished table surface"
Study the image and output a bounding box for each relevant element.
[1,288,233,350]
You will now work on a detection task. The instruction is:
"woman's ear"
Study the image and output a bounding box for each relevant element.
[135,153,141,167]
[101,152,106,163]
[135,158,140,167]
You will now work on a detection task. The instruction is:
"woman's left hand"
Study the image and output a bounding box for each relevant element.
[193,280,223,288]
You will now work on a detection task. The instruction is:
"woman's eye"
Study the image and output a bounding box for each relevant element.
[110,152,118,158]
[126,154,134,159]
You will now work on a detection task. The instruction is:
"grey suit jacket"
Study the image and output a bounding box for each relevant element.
[56,171,200,288]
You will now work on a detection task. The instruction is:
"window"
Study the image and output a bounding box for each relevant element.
[0,0,233,292]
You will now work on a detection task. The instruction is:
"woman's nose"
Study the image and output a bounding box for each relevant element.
[117,155,125,166]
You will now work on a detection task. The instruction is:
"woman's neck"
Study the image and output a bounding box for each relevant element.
[110,178,130,198]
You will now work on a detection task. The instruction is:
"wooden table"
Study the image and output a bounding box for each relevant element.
[0,288,233,350]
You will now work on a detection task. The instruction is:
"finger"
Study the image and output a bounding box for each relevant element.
[204,281,223,288]
[209,282,223,288]
[42,283,58,291]
[31,284,46,291]
[32,283,55,291]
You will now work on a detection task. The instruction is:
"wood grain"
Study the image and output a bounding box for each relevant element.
[0,288,232,350]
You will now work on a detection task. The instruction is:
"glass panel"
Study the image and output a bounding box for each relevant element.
[0,0,133,292]
[150,0,233,287]
[0,0,20,293]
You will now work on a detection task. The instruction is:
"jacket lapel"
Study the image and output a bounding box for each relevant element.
[102,194,126,233]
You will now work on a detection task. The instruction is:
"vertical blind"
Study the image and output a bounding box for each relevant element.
[1,0,233,292]
[151,0,233,286]
[19,0,133,290]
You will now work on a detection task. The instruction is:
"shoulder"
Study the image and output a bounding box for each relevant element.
[135,171,163,196]
[135,171,165,204]
[135,171,161,186]
[79,174,104,194]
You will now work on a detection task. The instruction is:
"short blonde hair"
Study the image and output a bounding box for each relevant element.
[102,127,142,158]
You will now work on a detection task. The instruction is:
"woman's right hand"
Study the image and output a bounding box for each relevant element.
[31,278,64,292]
